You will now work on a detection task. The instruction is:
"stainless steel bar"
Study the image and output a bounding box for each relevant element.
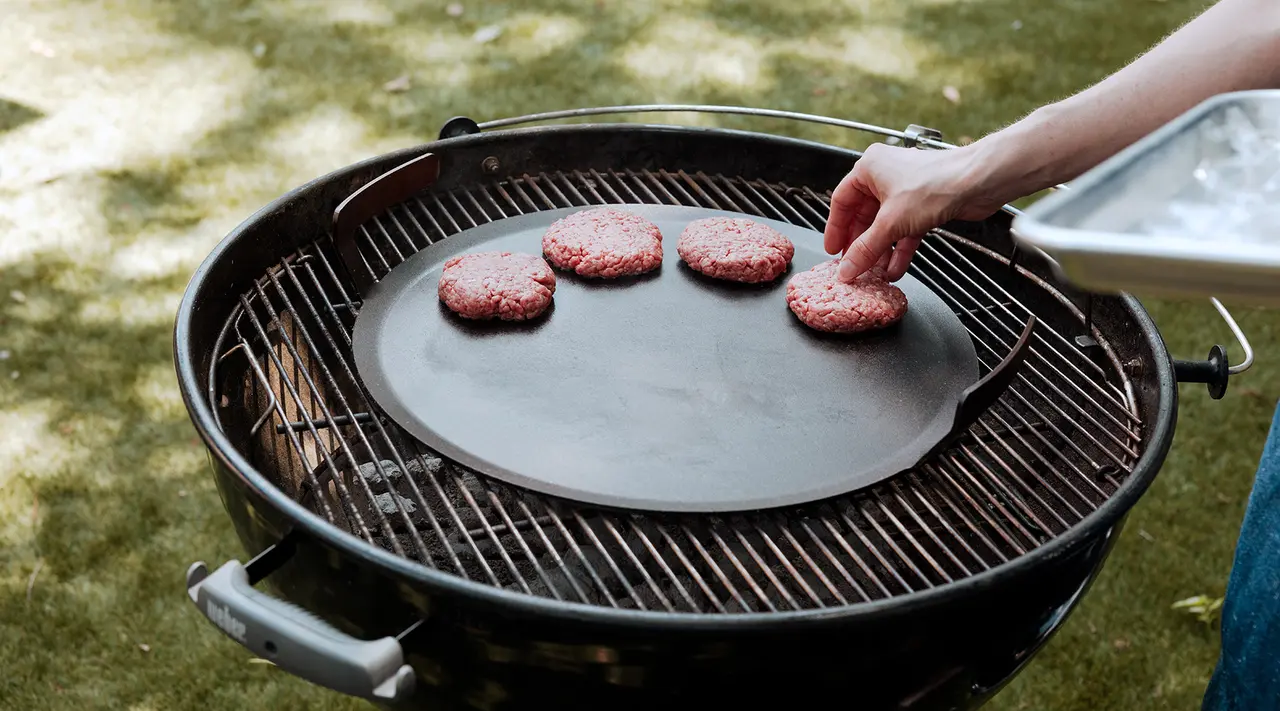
[474,104,923,145]
[477,185,510,219]
[619,520,701,614]
[537,172,574,207]
[393,204,432,249]
[795,518,869,602]
[911,469,1010,564]
[626,521,700,612]
[884,485,973,578]
[987,400,1108,499]
[973,417,1089,521]
[264,269,430,561]
[923,236,1140,420]
[909,263,1137,470]
[712,175,766,217]
[430,194,463,234]
[940,453,1040,546]
[293,255,471,576]
[770,522,845,605]
[787,188,832,227]
[753,180,819,230]
[482,484,563,600]
[588,169,627,203]
[540,504,618,607]
[230,336,333,522]
[411,198,450,242]
[692,171,744,213]
[653,169,701,206]
[726,523,801,610]
[927,462,1030,555]
[497,180,535,213]
[953,442,1057,537]
[257,276,422,559]
[451,471,532,593]
[675,170,724,210]
[827,508,914,594]
[377,213,418,255]
[237,293,380,545]
[555,171,590,206]
[678,525,750,612]
[728,177,789,222]
[358,225,392,274]
[753,524,825,607]
[707,527,777,612]
[914,245,1141,440]
[601,517,675,611]
[521,175,559,210]
[573,514,645,609]
[654,525,727,613]
[571,170,608,204]
[857,498,941,587]
[514,499,591,604]
[454,189,489,224]
[616,170,658,203]
[896,479,989,571]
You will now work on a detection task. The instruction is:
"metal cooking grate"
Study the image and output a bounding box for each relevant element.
[212,167,1142,614]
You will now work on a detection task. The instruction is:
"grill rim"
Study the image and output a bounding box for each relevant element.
[174,122,1179,629]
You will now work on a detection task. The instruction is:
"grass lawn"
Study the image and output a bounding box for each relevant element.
[2,0,1274,709]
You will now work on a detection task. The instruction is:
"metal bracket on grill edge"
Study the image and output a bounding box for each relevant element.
[887,124,944,149]
[185,538,417,704]
[928,315,1037,458]
[332,152,442,298]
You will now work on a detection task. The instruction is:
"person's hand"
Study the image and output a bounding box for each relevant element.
[823,143,1006,282]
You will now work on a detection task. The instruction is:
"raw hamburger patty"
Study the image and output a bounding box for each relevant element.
[542,207,664,278]
[785,260,908,333]
[677,217,796,283]
[437,251,556,321]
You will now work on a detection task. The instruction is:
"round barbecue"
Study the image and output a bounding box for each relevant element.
[176,106,1246,710]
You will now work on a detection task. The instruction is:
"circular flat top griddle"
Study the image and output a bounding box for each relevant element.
[353,205,978,513]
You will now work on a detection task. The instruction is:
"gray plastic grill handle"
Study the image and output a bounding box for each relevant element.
[186,560,415,704]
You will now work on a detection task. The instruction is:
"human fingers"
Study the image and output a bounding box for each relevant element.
[885,235,923,281]
[837,207,905,282]
[824,169,873,256]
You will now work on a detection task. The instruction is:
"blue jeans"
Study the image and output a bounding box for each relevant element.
[1202,402,1280,710]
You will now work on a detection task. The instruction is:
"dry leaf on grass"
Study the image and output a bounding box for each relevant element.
[383,74,411,93]
[472,25,502,44]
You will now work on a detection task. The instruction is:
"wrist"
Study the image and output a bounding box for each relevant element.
[960,103,1065,208]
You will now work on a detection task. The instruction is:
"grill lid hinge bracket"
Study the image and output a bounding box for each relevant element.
[887,124,944,149]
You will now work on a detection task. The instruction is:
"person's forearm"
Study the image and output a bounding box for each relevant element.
[964,0,1280,205]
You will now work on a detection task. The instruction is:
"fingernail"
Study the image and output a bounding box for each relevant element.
[837,259,857,282]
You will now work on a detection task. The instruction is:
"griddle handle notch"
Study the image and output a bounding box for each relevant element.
[185,539,417,705]
[933,315,1037,456]
[332,152,442,298]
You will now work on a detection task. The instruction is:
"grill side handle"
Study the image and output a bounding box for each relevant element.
[184,546,415,704]
[332,152,442,297]
[929,315,1037,458]
[1171,297,1254,400]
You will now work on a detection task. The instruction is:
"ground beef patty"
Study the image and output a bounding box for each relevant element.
[437,251,556,321]
[786,260,908,333]
[677,217,796,283]
[542,207,664,278]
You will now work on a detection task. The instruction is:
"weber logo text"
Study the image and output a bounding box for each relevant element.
[207,599,248,643]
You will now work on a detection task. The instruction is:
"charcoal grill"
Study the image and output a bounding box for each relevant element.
[175,106,1248,710]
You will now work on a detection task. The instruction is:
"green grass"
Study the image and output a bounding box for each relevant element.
[1,0,1271,709]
